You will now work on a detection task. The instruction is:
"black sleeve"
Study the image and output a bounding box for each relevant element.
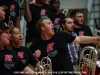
[57,32,76,43]
[27,48,38,65]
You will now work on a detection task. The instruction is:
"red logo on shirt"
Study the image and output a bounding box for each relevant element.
[5,55,13,62]
[79,31,84,36]
[18,51,24,58]
[47,42,54,52]
[41,9,46,15]
[54,18,60,24]
[10,5,15,11]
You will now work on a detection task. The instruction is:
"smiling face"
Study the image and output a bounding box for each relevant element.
[0,29,11,47]
[0,7,5,21]
[10,28,22,46]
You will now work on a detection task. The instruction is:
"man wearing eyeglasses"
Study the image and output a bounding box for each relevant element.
[70,10,99,75]
[70,10,94,50]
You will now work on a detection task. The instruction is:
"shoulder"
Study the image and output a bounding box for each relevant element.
[55,31,68,35]
[55,32,69,37]
[82,25,90,28]
[44,4,51,9]
[20,46,29,50]
[59,12,65,16]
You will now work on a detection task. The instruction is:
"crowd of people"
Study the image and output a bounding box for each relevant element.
[0,0,100,75]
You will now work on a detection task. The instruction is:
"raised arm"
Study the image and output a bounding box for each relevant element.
[24,0,32,22]
[72,36,100,44]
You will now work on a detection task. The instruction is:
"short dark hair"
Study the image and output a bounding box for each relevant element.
[59,16,70,29]
[70,10,82,17]
[59,16,68,26]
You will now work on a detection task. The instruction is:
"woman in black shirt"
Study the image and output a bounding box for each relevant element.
[0,22,34,75]
[10,26,38,68]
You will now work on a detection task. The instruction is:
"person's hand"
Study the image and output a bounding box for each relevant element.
[33,49,41,59]
[2,5,8,10]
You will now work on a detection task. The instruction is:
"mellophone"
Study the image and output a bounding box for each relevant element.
[34,56,52,75]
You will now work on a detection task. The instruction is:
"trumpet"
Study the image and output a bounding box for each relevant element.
[78,46,98,75]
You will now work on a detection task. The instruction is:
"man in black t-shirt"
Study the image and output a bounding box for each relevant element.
[29,18,100,75]
[70,9,100,75]
[24,0,54,48]
[50,0,65,32]
[70,10,94,49]
[0,0,20,29]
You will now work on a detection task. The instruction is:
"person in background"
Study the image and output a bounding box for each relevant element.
[70,9,99,75]
[59,16,81,71]
[50,0,65,32]
[29,18,100,75]
[0,22,34,75]
[70,10,94,50]
[0,6,5,21]
[24,0,54,48]
[9,26,38,70]
[0,0,20,29]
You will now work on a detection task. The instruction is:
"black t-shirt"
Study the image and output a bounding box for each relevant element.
[0,48,26,75]
[0,0,19,26]
[74,25,94,49]
[26,4,54,43]
[29,32,76,75]
[13,46,37,66]
[53,12,65,32]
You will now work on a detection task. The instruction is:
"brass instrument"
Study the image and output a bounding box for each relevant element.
[8,16,13,25]
[62,9,68,16]
[40,56,52,75]
[78,46,98,75]
[95,28,100,52]
[94,28,100,68]
[34,62,44,75]
[34,56,52,75]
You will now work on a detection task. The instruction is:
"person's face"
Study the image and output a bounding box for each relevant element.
[10,28,22,45]
[0,7,5,21]
[63,18,74,33]
[1,29,11,46]
[73,13,84,26]
[52,1,60,12]
[42,19,54,36]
